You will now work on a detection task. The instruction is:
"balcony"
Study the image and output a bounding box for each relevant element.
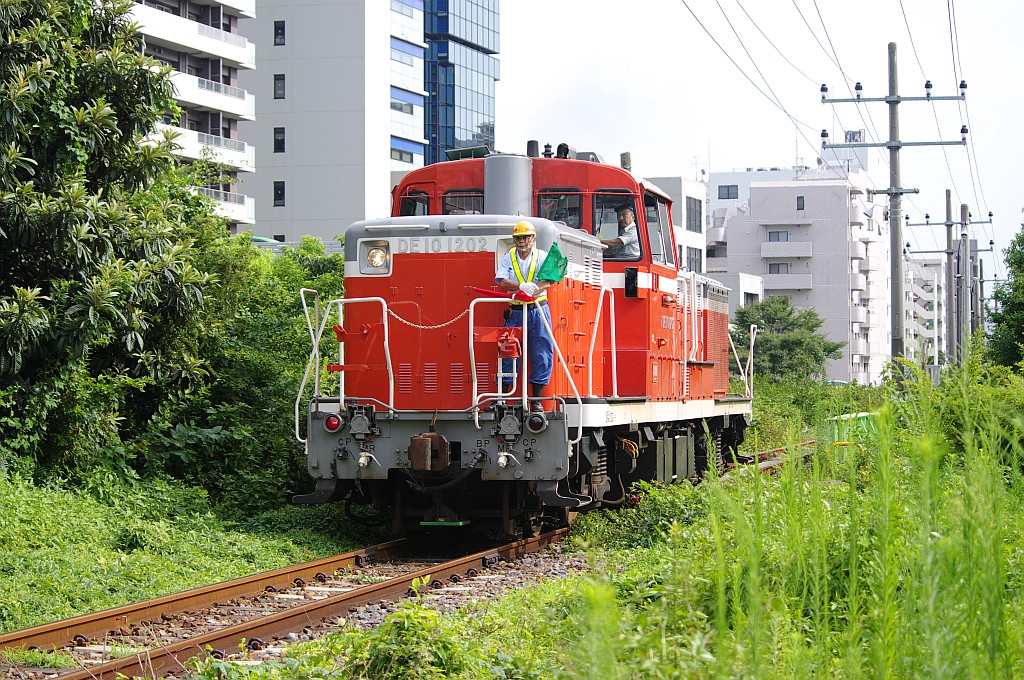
[851,337,869,356]
[706,226,726,244]
[850,273,867,291]
[157,124,254,171]
[705,256,728,273]
[849,241,867,259]
[761,240,812,258]
[169,71,255,120]
[763,273,812,290]
[195,187,255,225]
[851,305,868,323]
[132,3,255,69]
[215,0,255,18]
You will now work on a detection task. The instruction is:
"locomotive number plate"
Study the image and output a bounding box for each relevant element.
[396,236,490,254]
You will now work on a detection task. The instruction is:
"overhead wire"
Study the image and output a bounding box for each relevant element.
[677,0,817,129]
[947,0,1001,279]
[733,0,818,86]
[897,0,955,251]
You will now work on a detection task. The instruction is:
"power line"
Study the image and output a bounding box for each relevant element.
[733,0,818,86]
[677,0,817,133]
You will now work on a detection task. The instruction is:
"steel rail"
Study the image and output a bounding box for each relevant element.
[15,530,567,679]
[0,539,406,653]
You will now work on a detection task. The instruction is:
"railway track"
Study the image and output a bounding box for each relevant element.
[0,442,823,679]
[0,530,568,679]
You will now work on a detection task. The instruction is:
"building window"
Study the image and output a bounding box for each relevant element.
[768,230,789,242]
[686,247,702,273]
[769,262,790,274]
[718,184,738,200]
[273,127,285,153]
[390,135,424,165]
[391,148,413,163]
[390,87,423,115]
[273,181,285,206]
[273,21,285,45]
[685,196,702,233]
[390,0,415,17]
[273,74,285,99]
[797,195,805,210]
[390,37,423,66]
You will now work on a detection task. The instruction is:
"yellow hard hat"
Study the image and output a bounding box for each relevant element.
[512,221,536,237]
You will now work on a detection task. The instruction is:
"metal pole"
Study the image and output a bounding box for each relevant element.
[959,203,970,361]
[944,190,954,363]
[888,42,904,361]
[932,272,939,366]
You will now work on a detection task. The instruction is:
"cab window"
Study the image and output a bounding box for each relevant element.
[644,191,675,266]
[538,189,582,228]
[443,189,483,215]
[594,192,641,261]
[399,190,429,216]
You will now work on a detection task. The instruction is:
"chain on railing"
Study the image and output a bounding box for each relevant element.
[386,307,469,330]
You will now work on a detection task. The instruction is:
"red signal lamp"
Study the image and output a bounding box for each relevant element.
[323,413,345,433]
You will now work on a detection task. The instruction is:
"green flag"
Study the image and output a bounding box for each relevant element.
[538,241,568,282]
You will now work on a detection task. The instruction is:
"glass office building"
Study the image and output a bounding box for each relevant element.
[424,0,500,165]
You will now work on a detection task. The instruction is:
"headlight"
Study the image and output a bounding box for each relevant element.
[367,247,387,267]
[359,240,391,274]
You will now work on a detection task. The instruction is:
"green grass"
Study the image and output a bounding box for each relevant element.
[181,363,1024,678]
[0,646,77,668]
[0,475,385,632]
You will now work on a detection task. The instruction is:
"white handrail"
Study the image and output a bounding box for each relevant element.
[586,287,618,398]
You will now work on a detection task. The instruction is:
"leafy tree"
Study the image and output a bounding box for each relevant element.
[987,224,1024,368]
[0,0,210,382]
[730,296,845,382]
[0,0,225,475]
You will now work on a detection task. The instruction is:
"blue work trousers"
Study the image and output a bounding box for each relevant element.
[502,303,553,387]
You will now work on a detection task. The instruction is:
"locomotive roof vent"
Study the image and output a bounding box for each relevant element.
[445,146,491,161]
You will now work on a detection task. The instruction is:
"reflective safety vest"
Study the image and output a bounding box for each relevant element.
[509,247,547,305]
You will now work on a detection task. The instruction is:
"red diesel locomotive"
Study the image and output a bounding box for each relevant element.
[295,145,753,536]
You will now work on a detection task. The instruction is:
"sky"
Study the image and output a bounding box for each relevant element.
[494,0,1022,283]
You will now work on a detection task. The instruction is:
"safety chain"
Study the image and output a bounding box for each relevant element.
[386,307,470,330]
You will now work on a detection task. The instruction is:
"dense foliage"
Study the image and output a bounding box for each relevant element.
[987,223,1024,367]
[730,296,845,382]
[0,0,346,516]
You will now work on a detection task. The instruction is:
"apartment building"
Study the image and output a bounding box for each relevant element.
[904,255,947,367]
[711,172,891,384]
[237,0,435,244]
[132,0,257,229]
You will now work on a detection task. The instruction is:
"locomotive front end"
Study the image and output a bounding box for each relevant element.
[295,215,602,535]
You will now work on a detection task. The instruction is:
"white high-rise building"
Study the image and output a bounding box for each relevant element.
[904,255,947,367]
[237,0,429,244]
[132,0,257,229]
[709,167,890,384]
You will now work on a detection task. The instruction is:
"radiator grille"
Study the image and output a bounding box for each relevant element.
[423,363,437,393]
[475,362,492,393]
[450,363,464,394]
[398,363,413,394]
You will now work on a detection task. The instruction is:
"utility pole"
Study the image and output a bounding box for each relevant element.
[820,42,967,362]
[959,204,970,361]
[906,204,992,365]
[945,191,954,361]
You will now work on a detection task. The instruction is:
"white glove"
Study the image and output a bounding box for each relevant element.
[519,281,539,296]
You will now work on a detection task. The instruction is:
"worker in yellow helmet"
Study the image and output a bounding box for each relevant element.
[494,221,555,412]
